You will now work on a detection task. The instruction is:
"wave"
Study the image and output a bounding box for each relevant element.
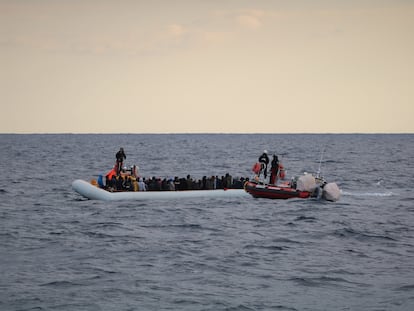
[396,284,414,292]
[40,280,82,287]
[334,227,396,241]
[290,275,360,288]
[341,191,396,197]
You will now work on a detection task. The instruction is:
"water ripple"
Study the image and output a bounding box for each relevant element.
[1,133,413,311]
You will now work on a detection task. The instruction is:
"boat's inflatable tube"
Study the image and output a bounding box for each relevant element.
[72,179,249,201]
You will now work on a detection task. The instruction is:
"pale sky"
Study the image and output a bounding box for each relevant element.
[1,0,413,133]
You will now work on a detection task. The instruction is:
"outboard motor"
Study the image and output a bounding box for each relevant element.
[322,182,341,202]
[296,174,317,192]
[311,186,323,199]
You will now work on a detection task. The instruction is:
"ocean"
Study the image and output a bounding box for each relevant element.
[0,134,413,310]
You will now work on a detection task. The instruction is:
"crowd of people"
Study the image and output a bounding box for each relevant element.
[98,148,250,192]
[96,147,286,192]
[101,172,249,192]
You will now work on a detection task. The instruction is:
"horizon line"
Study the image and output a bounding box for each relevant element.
[1,132,413,135]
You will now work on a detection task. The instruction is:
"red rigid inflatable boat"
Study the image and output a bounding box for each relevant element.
[244,181,312,200]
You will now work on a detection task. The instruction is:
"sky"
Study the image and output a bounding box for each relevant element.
[1,0,413,133]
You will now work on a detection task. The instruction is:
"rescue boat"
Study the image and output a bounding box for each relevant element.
[244,181,312,199]
[244,175,341,202]
[247,153,341,201]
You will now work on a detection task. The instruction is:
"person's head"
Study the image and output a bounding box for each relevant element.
[263,150,268,154]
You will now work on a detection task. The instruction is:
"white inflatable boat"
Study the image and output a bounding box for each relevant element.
[72,179,249,201]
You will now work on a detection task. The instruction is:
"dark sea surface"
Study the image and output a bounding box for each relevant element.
[1,134,413,311]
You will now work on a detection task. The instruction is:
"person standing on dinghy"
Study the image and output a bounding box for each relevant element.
[115,147,126,175]
[258,150,270,179]
[269,154,279,184]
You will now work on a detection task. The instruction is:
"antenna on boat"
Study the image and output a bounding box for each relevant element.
[316,147,325,179]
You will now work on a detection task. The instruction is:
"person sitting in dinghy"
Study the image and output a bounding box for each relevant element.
[138,178,147,191]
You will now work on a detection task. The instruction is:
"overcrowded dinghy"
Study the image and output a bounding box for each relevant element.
[72,179,248,201]
[72,148,250,201]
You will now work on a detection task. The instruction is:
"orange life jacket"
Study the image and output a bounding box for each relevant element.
[252,162,261,174]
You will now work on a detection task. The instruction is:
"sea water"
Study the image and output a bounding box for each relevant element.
[0,134,413,310]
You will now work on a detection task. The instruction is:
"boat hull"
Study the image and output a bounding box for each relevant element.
[244,181,311,199]
[72,179,249,201]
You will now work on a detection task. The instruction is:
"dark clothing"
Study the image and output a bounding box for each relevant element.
[116,176,123,190]
[258,153,270,178]
[258,153,269,165]
[270,155,279,184]
[115,149,126,174]
[116,150,126,162]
